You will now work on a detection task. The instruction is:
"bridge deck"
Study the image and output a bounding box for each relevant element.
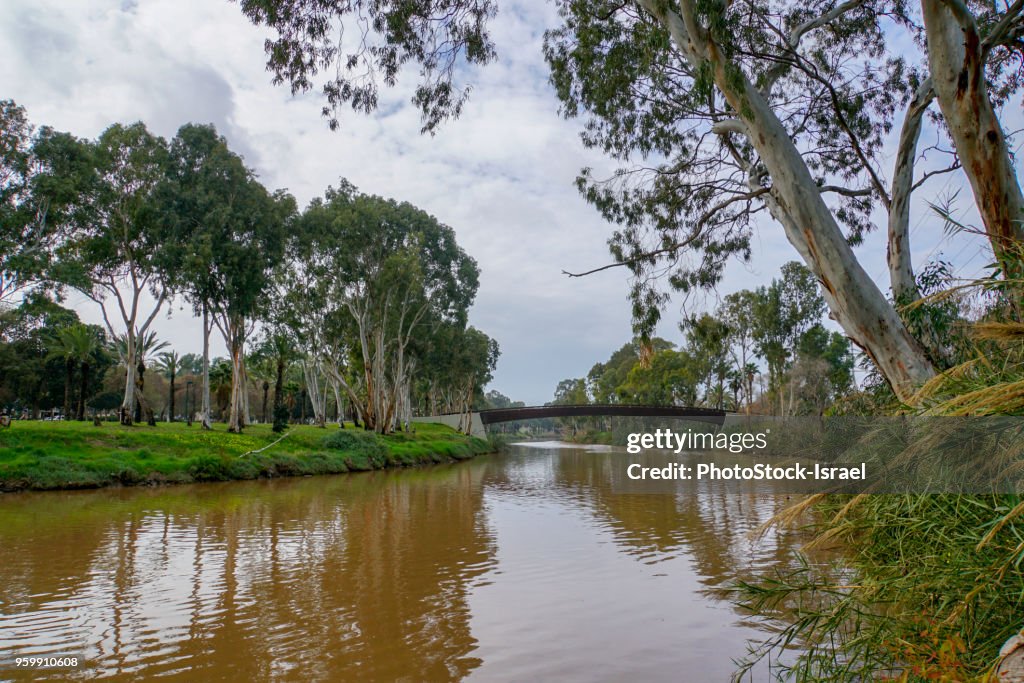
[477,404,726,426]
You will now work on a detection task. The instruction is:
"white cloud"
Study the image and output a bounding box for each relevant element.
[1,0,1010,403]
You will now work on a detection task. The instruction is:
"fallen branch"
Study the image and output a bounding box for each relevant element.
[239,430,293,457]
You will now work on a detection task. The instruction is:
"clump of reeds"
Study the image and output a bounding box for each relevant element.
[733,262,1024,681]
[734,493,1024,682]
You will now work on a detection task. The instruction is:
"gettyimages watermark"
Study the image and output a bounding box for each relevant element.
[610,417,1024,494]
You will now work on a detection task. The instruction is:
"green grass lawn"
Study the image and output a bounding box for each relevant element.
[0,420,491,492]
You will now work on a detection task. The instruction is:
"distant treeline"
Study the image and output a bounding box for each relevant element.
[0,101,497,434]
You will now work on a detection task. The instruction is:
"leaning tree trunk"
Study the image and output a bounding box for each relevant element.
[888,78,932,304]
[640,0,937,401]
[922,0,1024,304]
[301,359,327,427]
[330,378,345,427]
[886,76,951,366]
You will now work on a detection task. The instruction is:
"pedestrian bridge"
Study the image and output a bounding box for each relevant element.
[413,404,727,438]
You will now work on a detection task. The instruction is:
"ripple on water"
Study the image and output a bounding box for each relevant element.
[0,444,821,681]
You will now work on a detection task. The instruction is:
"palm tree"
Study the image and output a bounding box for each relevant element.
[266,333,299,432]
[153,351,180,422]
[210,359,233,419]
[742,362,759,414]
[49,325,99,420]
[246,354,275,424]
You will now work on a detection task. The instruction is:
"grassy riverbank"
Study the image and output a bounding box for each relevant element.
[0,420,492,492]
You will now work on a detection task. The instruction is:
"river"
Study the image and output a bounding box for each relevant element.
[0,442,812,681]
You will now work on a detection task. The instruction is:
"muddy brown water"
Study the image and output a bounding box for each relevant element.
[0,442,812,681]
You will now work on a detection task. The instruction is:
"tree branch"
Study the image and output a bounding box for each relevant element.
[934,0,978,30]
[562,188,768,278]
[711,119,748,136]
[819,185,873,197]
[761,0,867,95]
[983,0,1024,53]
[911,162,960,192]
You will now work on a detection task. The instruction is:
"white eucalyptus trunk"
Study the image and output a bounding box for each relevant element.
[301,358,328,427]
[121,337,137,425]
[201,304,211,429]
[639,0,938,401]
[330,377,345,426]
[218,313,247,433]
[888,78,932,303]
[922,0,1024,290]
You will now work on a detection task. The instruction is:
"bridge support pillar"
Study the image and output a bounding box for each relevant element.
[412,413,488,439]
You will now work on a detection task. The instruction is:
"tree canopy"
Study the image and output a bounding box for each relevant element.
[235,0,1024,402]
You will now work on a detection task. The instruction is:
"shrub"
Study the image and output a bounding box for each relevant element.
[272,403,290,433]
[188,454,232,481]
[320,429,388,460]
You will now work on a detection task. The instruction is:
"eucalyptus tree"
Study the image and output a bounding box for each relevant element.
[543,1,949,400]
[617,347,701,407]
[206,182,293,432]
[719,291,758,412]
[553,377,589,404]
[414,321,459,416]
[683,314,732,409]
[0,102,94,304]
[111,329,169,423]
[293,184,480,433]
[275,244,340,428]
[416,323,499,432]
[586,338,673,404]
[161,124,296,432]
[920,0,1024,285]
[797,324,855,404]
[747,263,829,413]
[0,102,32,253]
[56,123,172,425]
[552,375,589,435]
[236,0,1024,402]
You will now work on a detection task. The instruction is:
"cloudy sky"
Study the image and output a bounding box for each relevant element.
[1,0,1000,404]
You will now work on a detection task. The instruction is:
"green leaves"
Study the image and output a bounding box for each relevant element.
[294,183,479,330]
[0,101,94,300]
[237,0,497,133]
[161,123,295,321]
[541,1,921,341]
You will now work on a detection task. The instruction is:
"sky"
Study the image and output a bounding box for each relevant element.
[0,0,1004,405]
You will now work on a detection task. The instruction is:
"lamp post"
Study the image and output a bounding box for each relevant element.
[186,380,193,427]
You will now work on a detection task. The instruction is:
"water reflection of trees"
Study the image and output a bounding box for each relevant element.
[490,447,812,594]
[0,466,496,681]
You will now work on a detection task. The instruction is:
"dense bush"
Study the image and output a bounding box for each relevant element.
[320,429,388,459]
